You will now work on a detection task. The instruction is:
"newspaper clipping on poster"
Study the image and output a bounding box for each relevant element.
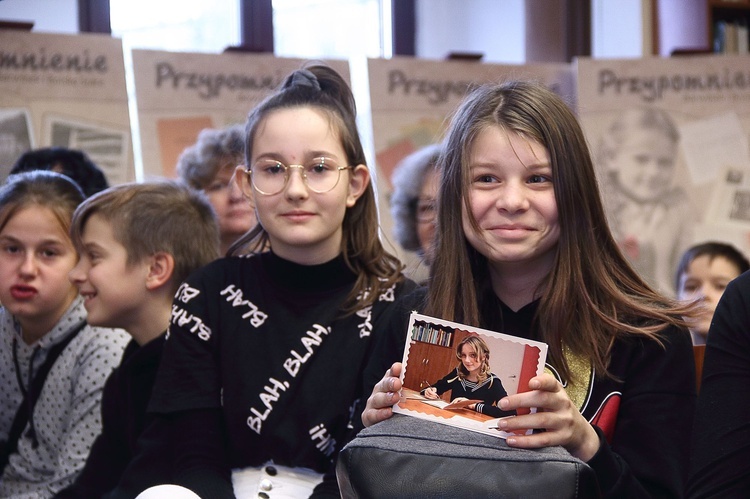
[0,30,133,184]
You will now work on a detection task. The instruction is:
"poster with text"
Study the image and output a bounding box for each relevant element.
[131,50,349,179]
[577,55,750,296]
[0,30,133,184]
[367,57,575,281]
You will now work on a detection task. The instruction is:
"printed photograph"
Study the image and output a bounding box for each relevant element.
[45,115,130,185]
[0,108,33,181]
[394,312,548,439]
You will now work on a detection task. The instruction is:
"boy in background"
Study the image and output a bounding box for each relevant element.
[55,181,219,498]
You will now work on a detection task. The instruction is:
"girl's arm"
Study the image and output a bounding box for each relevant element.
[41,332,127,496]
[497,328,695,498]
[421,371,452,398]
[170,409,235,498]
[474,377,514,418]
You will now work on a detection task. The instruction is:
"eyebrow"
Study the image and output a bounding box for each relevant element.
[0,234,68,246]
[255,151,339,162]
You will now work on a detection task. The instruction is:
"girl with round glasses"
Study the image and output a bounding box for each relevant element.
[132,64,414,498]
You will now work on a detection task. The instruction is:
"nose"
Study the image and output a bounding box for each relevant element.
[19,253,38,277]
[496,181,529,213]
[68,260,87,285]
[284,165,309,199]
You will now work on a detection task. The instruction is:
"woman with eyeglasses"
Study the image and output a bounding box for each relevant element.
[390,144,441,269]
[125,64,415,499]
[176,125,256,256]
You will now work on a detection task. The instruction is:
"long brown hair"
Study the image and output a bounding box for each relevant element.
[229,64,404,313]
[426,80,693,380]
[455,335,492,383]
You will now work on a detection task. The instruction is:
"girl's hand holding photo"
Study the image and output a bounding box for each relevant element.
[496,374,600,462]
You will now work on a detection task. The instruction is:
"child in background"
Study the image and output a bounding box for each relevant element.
[177,125,256,256]
[0,171,128,498]
[597,107,694,295]
[55,181,220,498]
[675,241,749,345]
[132,64,415,498]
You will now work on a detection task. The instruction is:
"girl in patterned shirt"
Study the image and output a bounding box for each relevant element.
[0,171,127,498]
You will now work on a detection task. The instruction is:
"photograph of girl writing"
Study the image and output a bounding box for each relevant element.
[423,335,515,418]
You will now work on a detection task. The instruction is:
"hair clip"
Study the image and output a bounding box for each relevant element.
[286,69,321,91]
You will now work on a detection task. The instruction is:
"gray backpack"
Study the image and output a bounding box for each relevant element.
[337,414,600,498]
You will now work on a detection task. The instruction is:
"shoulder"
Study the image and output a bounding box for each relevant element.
[372,283,426,326]
[719,271,750,309]
[187,255,254,281]
[72,326,130,367]
[608,324,694,389]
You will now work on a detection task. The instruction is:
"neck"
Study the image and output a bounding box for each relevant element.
[489,262,550,312]
[18,294,77,345]
[128,296,172,346]
[20,324,50,345]
[220,236,235,257]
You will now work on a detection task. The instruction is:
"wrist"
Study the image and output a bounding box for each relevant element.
[572,424,601,462]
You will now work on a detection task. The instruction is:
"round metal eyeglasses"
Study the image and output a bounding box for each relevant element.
[241,158,351,196]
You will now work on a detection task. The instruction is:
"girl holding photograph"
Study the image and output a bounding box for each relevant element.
[363,80,696,497]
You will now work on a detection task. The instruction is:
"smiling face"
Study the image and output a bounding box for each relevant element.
[612,128,677,203]
[68,214,150,332]
[677,254,744,341]
[462,126,559,280]
[0,205,79,342]
[459,342,484,379]
[249,106,368,265]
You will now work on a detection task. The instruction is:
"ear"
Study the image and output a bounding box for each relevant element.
[145,252,175,291]
[346,164,370,208]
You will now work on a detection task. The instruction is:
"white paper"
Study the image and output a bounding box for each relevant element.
[679,112,750,185]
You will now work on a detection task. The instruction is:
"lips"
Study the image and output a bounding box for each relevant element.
[79,290,96,304]
[10,284,37,300]
[488,223,535,239]
[282,211,315,222]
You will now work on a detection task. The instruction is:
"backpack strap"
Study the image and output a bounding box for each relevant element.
[0,320,87,473]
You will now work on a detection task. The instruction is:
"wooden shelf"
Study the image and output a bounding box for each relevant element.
[709,0,750,53]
